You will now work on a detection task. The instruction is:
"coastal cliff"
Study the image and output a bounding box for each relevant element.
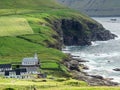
[47,18,116,47]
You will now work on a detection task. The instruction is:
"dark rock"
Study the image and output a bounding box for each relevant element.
[90,75,104,79]
[77,59,89,62]
[45,17,117,47]
[61,19,92,46]
[62,19,117,46]
[73,71,118,86]
[104,78,114,81]
[87,22,117,41]
[71,55,80,58]
[113,68,120,71]
[82,66,89,70]
[70,60,78,64]
[63,56,118,86]
[69,60,80,71]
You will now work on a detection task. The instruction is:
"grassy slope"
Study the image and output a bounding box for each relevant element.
[0,17,33,36]
[0,0,63,9]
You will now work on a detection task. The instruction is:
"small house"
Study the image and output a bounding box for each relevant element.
[0,64,12,72]
[1,53,43,79]
[21,66,39,74]
[5,68,28,79]
[0,64,12,75]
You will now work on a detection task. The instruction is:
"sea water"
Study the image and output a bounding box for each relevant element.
[63,17,120,83]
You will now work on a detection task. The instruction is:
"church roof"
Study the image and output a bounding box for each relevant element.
[22,57,38,62]
[22,67,38,72]
[22,53,39,63]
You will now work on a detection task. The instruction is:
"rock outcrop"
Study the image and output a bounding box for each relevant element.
[63,54,119,86]
[113,68,120,71]
[48,18,117,46]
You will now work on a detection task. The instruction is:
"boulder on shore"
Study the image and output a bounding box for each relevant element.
[113,68,120,71]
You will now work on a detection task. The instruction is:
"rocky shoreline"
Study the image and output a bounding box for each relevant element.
[63,53,119,86]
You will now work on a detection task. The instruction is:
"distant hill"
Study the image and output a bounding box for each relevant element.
[57,0,120,17]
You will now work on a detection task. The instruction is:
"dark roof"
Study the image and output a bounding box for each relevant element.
[15,68,27,73]
[0,64,11,68]
[5,70,16,76]
[15,68,27,75]
[4,68,27,76]
[5,71,9,76]
[20,68,27,72]
[15,70,20,75]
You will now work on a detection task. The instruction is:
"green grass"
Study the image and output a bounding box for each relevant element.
[0,17,33,36]
[41,62,59,70]
[0,0,63,9]
[0,78,119,90]
[0,36,66,61]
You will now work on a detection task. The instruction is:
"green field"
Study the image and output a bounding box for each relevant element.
[41,62,59,69]
[0,17,33,36]
[0,78,119,90]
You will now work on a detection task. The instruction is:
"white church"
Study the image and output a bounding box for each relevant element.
[22,53,40,66]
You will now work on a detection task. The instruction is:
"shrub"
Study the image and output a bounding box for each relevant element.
[3,88,15,90]
[56,78,66,82]
[65,79,88,86]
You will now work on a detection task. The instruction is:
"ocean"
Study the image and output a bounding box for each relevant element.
[63,17,120,83]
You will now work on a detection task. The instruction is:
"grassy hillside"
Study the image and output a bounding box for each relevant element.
[57,0,120,16]
[0,0,115,77]
[0,0,63,9]
[0,17,33,36]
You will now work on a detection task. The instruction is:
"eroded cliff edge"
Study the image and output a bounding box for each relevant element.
[46,17,117,47]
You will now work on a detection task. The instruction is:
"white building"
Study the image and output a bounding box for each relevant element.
[22,53,40,66]
[21,53,40,75]
[5,68,29,79]
[0,64,12,75]
[0,64,12,72]
[2,53,41,79]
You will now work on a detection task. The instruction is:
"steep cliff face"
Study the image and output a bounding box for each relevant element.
[57,0,120,16]
[47,18,117,46]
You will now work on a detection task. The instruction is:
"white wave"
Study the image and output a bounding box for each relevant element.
[95,53,118,58]
[98,41,108,44]
[80,52,119,60]
[115,35,120,40]
[111,76,120,83]
[91,42,99,46]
